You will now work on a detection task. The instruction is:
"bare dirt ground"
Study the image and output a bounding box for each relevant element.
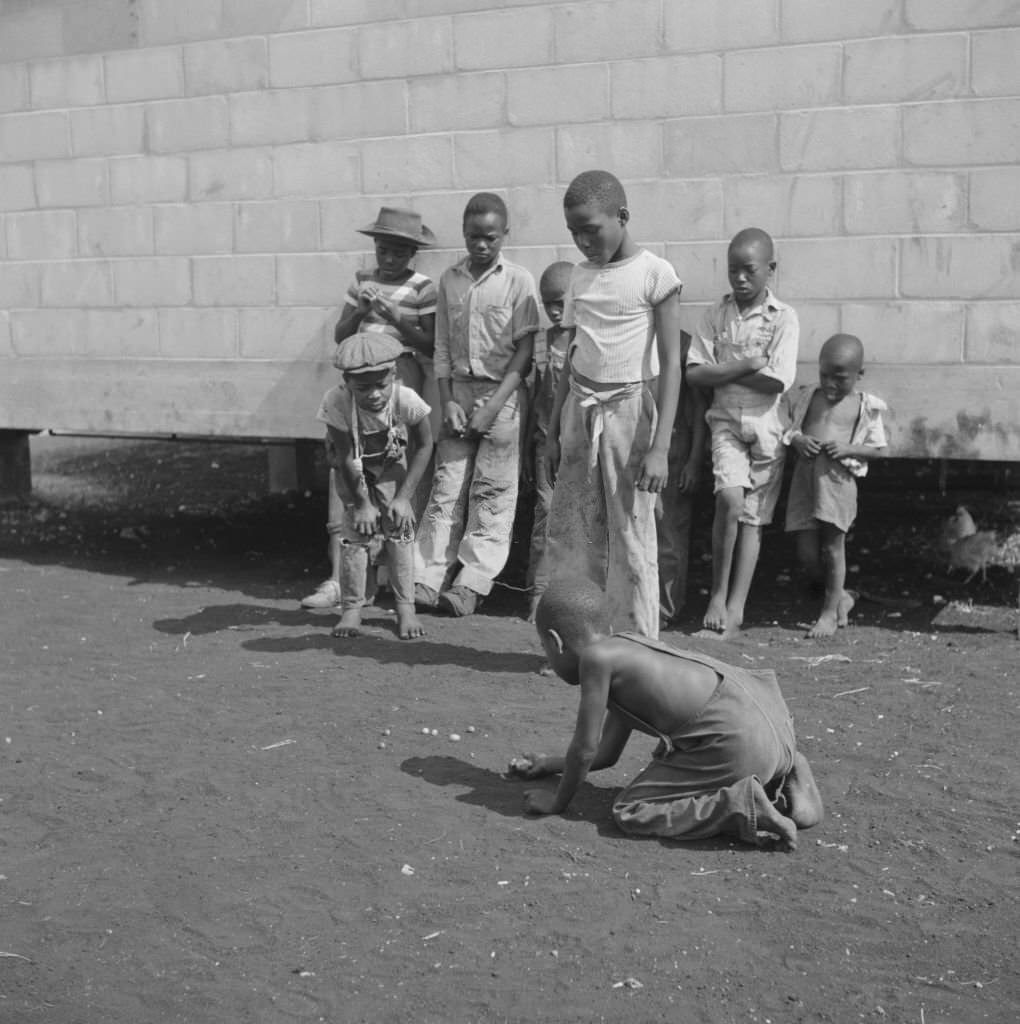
[0,436,1017,1024]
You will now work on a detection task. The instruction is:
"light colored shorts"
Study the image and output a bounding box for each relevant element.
[706,405,785,526]
[784,453,858,534]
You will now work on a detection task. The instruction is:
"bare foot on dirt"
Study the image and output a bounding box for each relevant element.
[331,610,362,638]
[396,604,425,640]
[837,590,856,628]
[753,785,798,851]
[702,596,728,632]
[806,611,838,638]
[783,752,824,830]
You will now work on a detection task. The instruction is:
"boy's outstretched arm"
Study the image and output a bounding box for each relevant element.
[543,329,575,487]
[638,291,684,492]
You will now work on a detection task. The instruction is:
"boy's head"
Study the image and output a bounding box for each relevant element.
[358,207,436,282]
[462,192,508,273]
[539,261,573,327]
[727,227,776,311]
[817,334,865,403]
[534,575,609,684]
[334,333,402,413]
[563,170,630,266]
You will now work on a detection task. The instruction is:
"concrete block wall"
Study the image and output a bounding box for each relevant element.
[1,0,1019,456]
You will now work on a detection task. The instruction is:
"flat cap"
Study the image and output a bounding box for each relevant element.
[333,332,404,374]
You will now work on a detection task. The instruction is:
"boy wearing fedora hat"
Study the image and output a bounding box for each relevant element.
[317,332,434,640]
[302,206,438,611]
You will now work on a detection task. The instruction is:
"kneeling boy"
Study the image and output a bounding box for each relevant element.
[509,576,823,849]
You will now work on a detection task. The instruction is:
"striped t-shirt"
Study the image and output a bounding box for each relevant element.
[344,269,438,353]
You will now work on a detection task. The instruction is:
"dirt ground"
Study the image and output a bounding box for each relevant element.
[0,436,1017,1024]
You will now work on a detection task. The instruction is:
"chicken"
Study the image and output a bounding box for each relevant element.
[943,507,998,584]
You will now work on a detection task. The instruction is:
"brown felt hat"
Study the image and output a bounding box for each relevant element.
[357,206,437,248]
[333,332,404,374]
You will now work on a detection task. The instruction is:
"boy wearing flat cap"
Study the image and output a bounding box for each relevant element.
[302,207,439,612]
[316,333,434,640]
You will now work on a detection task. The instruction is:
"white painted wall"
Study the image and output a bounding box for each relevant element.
[1,0,1018,457]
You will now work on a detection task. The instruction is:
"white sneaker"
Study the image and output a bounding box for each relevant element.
[301,579,342,609]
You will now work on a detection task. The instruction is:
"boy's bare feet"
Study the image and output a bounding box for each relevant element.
[703,595,728,632]
[332,609,362,638]
[806,611,838,638]
[782,752,824,830]
[525,594,541,624]
[396,603,425,639]
[837,589,856,627]
[752,785,798,850]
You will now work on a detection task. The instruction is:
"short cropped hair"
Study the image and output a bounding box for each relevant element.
[539,260,573,295]
[463,192,508,228]
[729,227,775,261]
[820,333,865,369]
[535,575,609,650]
[563,170,627,214]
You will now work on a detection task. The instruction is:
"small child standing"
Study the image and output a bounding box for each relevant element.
[782,334,887,637]
[686,228,799,639]
[317,333,434,640]
[545,170,684,639]
[414,192,540,617]
[655,330,707,628]
[301,207,437,611]
[524,260,574,622]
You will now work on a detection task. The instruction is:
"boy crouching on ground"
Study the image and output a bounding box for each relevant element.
[508,576,823,849]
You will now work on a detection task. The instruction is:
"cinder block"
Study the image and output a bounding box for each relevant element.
[0,111,69,163]
[453,128,555,190]
[612,54,722,119]
[6,210,77,260]
[781,107,899,171]
[62,0,140,57]
[904,0,1020,31]
[277,253,363,306]
[239,306,334,360]
[844,34,967,105]
[0,261,41,308]
[557,122,663,184]
[363,135,455,193]
[664,0,779,53]
[154,203,234,255]
[190,148,274,202]
[508,65,607,127]
[840,302,965,363]
[41,260,115,308]
[235,200,320,253]
[148,97,229,153]
[0,311,11,356]
[624,179,724,244]
[360,17,453,79]
[0,5,63,64]
[139,0,223,46]
[185,37,269,97]
[0,165,37,213]
[35,159,109,208]
[723,174,842,238]
[844,171,966,235]
[0,64,28,114]
[221,0,308,36]
[965,302,1020,363]
[110,155,188,205]
[783,303,842,361]
[501,185,571,247]
[10,309,78,355]
[29,55,104,109]
[410,73,503,133]
[901,236,1020,299]
[780,0,903,42]
[725,44,842,113]
[315,80,408,140]
[664,114,778,176]
[158,308,238,358]
[193,255,276,306]
[81,310,161,357]
[70,105,146,157]
[554,0,662,62]
[78,207,155,256]
[969,167,1020,231]
[113,257,191,306]
[105,48,185,103]
[268,28,358,89]
[230,89,315,147]
[453,8,555,70]
[777,238,898,299]
[972,27,1020,97]
[905,99,1020,166]
[662,241,729,304]
[274,141,361,197]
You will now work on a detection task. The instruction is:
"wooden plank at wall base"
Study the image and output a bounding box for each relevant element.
[0,358,336,441]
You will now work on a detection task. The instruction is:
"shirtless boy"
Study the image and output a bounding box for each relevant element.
[508,576,823,849]
[782,334,887,638]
